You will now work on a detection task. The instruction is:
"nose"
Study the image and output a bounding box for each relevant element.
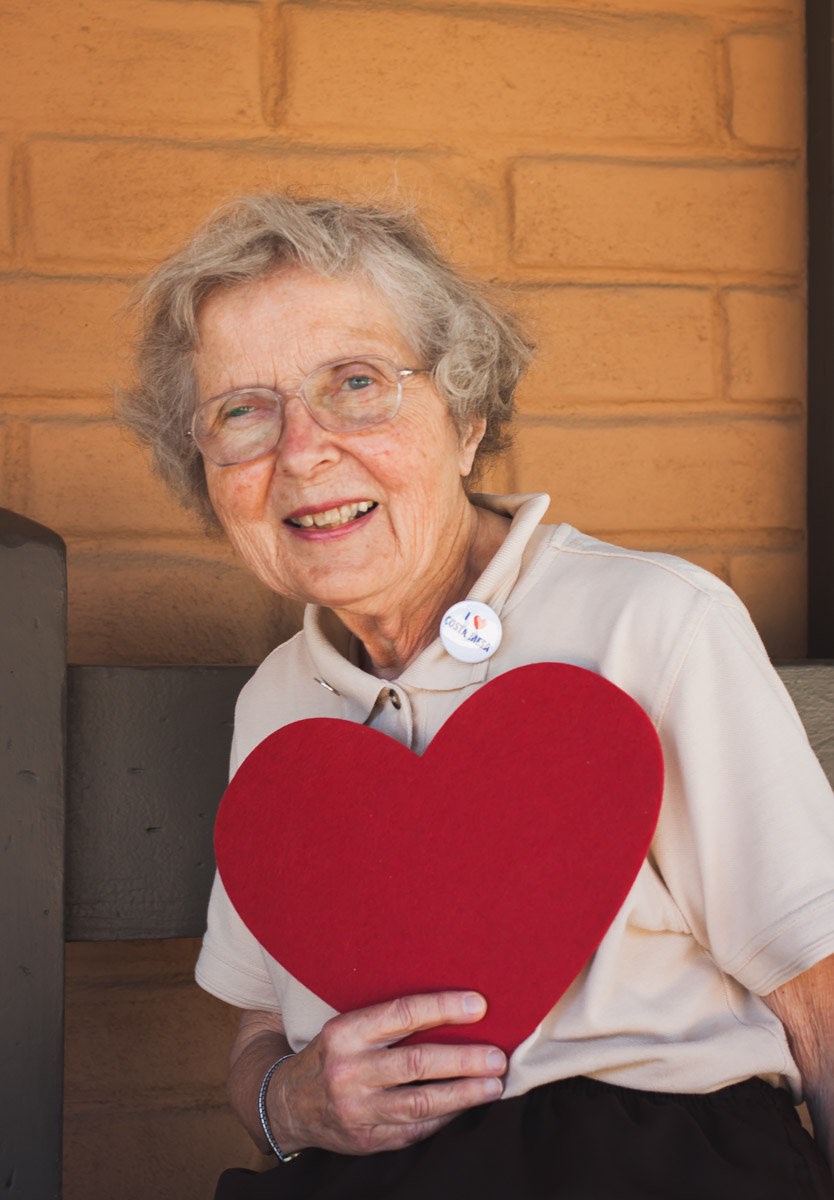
[274,394,341,477]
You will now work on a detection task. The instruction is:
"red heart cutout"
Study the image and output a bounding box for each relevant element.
[215,663,663,1055]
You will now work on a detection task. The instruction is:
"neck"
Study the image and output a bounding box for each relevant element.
[336,503,510,679]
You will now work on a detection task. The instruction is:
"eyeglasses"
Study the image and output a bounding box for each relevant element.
[189,355,429,467]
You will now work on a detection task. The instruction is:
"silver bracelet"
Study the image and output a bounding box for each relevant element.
[258,1053,301,1162]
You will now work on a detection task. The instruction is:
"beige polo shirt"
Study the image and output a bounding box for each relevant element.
[196,493,834,1101]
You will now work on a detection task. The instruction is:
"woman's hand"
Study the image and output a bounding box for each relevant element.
[230,992,507,1158]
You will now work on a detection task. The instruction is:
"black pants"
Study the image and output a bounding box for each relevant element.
[215,1076,834,1200]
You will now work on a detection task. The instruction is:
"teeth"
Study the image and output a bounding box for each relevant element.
[290,501,375,529]
[313,507,341,527]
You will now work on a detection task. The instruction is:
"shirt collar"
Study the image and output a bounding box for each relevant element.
[303,492,551,715]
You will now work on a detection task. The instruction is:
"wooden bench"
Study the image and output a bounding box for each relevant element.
[1,509,253,1198]
[2,506,833,1199]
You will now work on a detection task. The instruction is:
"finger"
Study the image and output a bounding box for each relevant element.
[339,992,489,1051]
[375,1041,507,1087]
[375,1075,504,1127]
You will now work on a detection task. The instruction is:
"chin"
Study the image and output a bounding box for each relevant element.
[306,576,390,614]
[284,558,396,612]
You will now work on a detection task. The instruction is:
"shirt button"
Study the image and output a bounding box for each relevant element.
[388,689,402,710]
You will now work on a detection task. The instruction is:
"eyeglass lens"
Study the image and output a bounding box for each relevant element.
[192,357,403,466]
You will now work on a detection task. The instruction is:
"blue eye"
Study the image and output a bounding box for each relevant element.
[214,393,276,426]
[306,359,393,417]
[223,403,256,420]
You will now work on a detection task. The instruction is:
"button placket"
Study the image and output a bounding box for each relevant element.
[367,685,412,748]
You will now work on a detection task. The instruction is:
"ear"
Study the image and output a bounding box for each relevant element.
[458,417,487,477]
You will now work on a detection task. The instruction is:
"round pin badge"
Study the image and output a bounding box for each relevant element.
[439,600,503,663]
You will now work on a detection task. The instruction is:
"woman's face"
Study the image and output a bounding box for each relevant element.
[196,269,484,617]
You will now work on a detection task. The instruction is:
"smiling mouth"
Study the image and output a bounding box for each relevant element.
[286,500,378,530]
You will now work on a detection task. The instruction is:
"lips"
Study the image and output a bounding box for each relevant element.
[286,500,377,530]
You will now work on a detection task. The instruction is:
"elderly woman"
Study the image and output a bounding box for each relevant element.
[121,194,834,1200]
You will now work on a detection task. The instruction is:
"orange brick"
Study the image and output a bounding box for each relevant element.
[729,548,806,658]
[0,278,131,394]
[25,420,202,536]
[66,937,201,985]
[0,395,114,420]
[728,32,805,149]
[65,976,234,1105]
[64,1107,256,1200]
[725,289,805,401]
[67,543,302,664]
[0,419,27,511]
[0,0,262,134]
[0,138,14,257]
[474,453,514,497]
[0,424,9,504]
[512,417,804,532]
[284,8,717,145]
[512,159,804,274]
[395,0,799,10]
[63,938,260,1197]
[27,139,501,271]
[515,285,714,409]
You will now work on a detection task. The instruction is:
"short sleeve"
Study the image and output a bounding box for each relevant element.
[195,871,283,1011]
[654,594,834,995]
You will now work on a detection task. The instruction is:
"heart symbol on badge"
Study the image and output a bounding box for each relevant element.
[215,662,663,1055]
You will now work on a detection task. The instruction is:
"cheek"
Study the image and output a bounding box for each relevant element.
[381,412,463,490]
[206,472,288,588]
[205,462,272,528]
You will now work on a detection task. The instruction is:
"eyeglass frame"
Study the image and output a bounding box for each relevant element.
[188,355,430,467]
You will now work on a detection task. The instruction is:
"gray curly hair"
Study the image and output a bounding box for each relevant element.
[118,194,534,524]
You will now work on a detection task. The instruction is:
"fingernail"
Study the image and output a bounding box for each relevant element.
[486,1049,505,1070]
[463,993,486,1014]
[484,1077,503,1098]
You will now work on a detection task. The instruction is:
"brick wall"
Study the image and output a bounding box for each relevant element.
[0,1,806,1197]
[1,0,807,665]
